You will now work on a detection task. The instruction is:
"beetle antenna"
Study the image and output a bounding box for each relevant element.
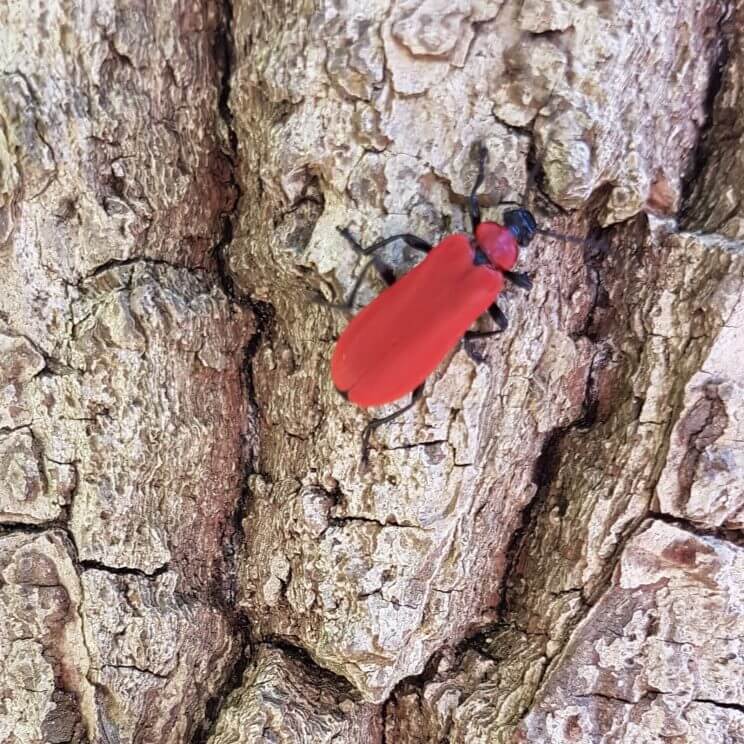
[536,227,587,245]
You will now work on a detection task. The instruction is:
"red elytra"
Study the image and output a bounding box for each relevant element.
[332,229,515,407]
[323,143,540,462]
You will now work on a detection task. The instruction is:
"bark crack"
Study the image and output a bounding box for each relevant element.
[575,691,656,706]
[495,227,613,621]
[378,225,613,736]
[82,255,207,283]
[101,663,169,680]
[647,512,744,549]
[79,559,170,579]
[329,514,423,531]
[679,3,734,219]
[693,698,744,713]
[190,1,256,740]
[675,381,729,504]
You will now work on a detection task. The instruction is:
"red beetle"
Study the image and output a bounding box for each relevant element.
[324,144,540,462]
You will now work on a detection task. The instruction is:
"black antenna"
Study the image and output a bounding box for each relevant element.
[535,227,588,245]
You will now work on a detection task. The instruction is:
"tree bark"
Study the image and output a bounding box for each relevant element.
[0,2,250,741]
[1,1,743,743]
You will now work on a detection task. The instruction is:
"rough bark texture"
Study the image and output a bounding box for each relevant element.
[0,1,251,741]
[2,1,743,743]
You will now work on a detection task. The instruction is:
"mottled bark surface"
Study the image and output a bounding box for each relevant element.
[2,0,743,743]
[1,1,251,741]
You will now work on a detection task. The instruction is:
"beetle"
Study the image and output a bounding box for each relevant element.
[323,143,543,463]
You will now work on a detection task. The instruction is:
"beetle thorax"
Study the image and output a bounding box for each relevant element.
[474,221,519,271]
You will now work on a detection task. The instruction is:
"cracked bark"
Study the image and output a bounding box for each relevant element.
[2,1,744,744]
[1,1,252,742]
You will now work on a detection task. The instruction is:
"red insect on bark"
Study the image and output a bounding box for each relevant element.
[322,144,542,463]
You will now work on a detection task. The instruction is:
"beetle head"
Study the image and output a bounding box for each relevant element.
[504,208,537,246]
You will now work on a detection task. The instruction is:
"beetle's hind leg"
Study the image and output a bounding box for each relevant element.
[361,383,425,465]
[337,226,431,288]
[310,228,413,313]
[308,256,381,313]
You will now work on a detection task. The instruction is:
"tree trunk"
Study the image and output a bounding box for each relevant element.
[1,1,742,743]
